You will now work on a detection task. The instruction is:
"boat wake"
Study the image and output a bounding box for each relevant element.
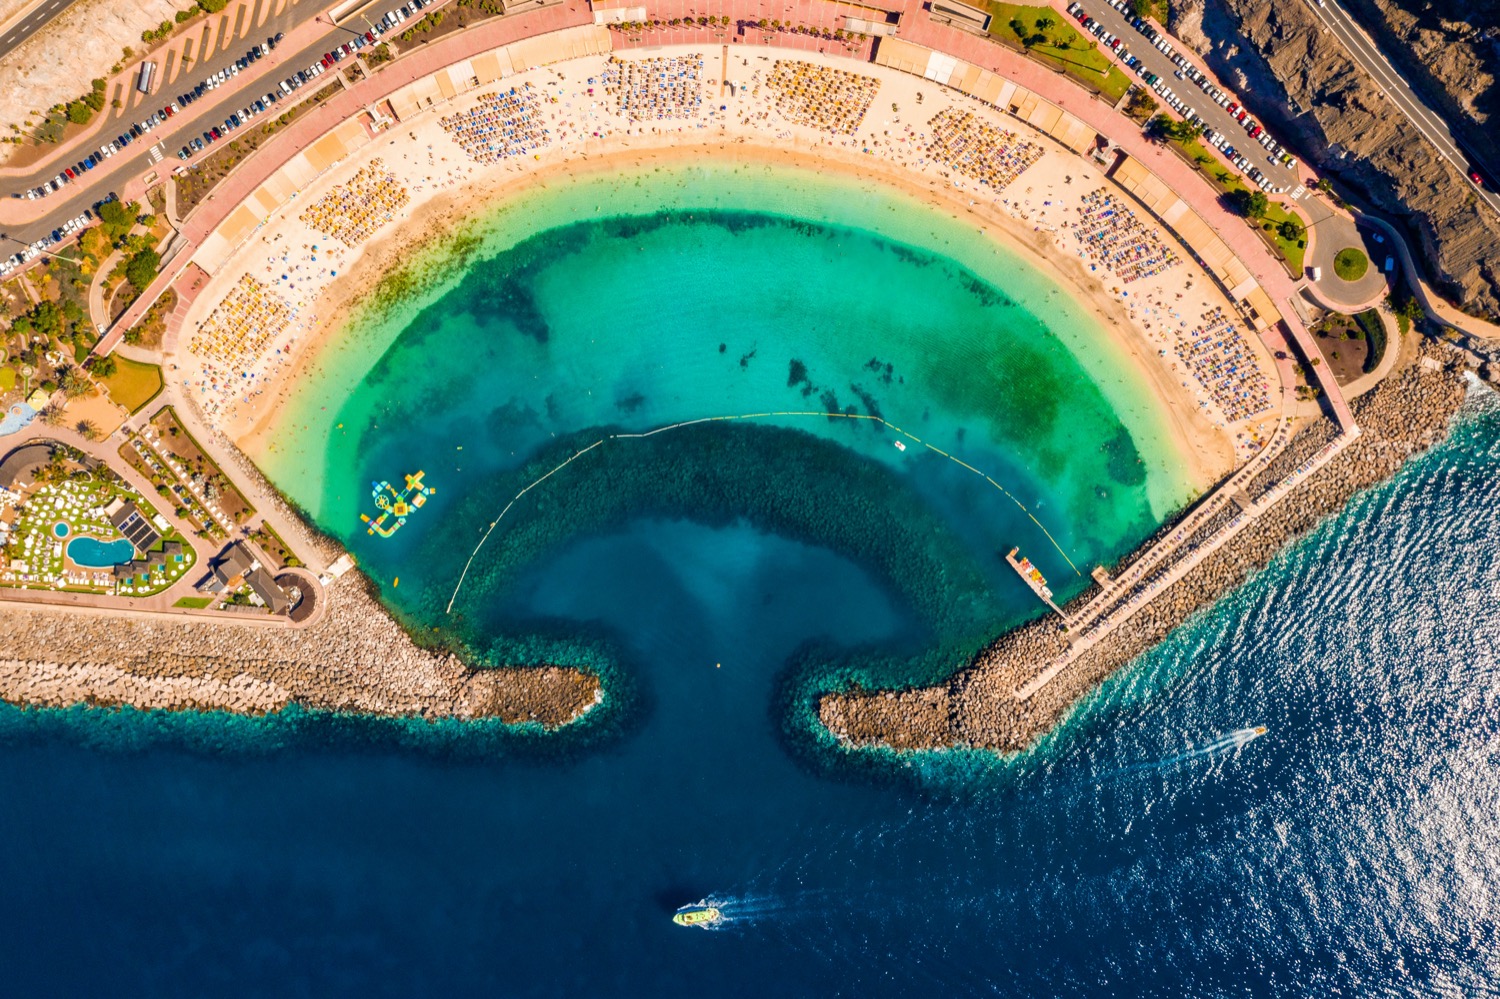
[1094,726,1268,784]
[681,893,798,930]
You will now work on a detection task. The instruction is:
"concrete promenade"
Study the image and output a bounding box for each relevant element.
[96,0,1352,426]
[69,0,1368,651]
[1016,423,1358,700]
[97,0,595,352]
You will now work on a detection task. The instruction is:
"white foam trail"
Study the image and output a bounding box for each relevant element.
[1096,726,1268,783]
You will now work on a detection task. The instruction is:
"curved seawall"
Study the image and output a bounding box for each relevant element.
[819,347,1472,751]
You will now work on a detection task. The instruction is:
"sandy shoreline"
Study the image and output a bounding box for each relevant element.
[182,49,1263,500]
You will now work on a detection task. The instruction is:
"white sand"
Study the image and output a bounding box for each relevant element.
[176,47,1284,490]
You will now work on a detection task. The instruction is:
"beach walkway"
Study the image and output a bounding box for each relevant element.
[72,0,1374,661]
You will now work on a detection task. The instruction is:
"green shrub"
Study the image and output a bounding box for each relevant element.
[1353,309,1386,373]
[125,248,161,290]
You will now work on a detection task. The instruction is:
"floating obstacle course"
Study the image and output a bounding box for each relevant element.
[361,471,435,538]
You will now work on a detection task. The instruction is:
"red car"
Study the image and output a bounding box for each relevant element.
[1472,170,1487,188]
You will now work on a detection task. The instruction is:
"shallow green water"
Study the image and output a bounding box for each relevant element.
[255,160,1193,653]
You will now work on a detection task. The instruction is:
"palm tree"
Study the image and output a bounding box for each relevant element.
[74,419,99,441]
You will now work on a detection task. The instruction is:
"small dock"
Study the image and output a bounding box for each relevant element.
[1006,547,1068,622]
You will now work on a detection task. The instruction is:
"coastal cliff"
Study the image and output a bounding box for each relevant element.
[818,347,1470,752]
[1169,0,1500,321]
[0,574,601,726]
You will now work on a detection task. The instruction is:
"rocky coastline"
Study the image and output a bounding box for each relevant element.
[0,573,602,727]
[1172,0,1500,320]
[818,347,1472,752]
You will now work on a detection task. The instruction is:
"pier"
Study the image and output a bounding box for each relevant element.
[1014,423,1360,701]
[1005,548,1068,623]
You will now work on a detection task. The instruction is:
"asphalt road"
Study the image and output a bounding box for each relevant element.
[2,8,383,246]
[1309,0,1500,214]
[0,0,78,61]
[1068,1,1303,197]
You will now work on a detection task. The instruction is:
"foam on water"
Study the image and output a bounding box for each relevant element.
[1,168,1498,994]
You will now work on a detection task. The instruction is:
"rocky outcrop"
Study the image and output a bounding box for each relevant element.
[819,347,1469,751]
[1339,0,1498,146]
[1169,0,1500,321]
[0,574,602,727]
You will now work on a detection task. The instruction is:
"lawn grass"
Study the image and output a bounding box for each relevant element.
[1334,247,1369,281]
[988,2,1130,99]
[100,356,165,414]
[173,596,214,609]
[1177,140,1306,274]
[1263,202,1307,276]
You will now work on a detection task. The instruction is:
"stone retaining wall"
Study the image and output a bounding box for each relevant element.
[0,573,600,727]
[819,346,1471,751]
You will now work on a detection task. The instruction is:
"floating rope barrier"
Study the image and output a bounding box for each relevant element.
[445,411,1082,614]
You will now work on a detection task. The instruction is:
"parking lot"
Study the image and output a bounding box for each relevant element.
[1065,1,1304,198]
[3,0,449,269]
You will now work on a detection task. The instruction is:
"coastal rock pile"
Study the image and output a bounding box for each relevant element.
[0,574,601,727]
[819,348,1470,751]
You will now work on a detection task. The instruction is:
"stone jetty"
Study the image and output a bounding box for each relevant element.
[819,347,1471,752]
[0,574,601,726]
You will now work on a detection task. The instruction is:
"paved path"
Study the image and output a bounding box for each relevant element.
[1305,213,1390,309]
[100,0,1350,424]
[86,247,122,337]
[1017,423,1357,699]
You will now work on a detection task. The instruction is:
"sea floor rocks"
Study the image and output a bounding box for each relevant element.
[819,347,1471,752]
[0,574,600,727]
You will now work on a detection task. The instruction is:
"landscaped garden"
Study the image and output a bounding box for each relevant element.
[988,2,1133,102]
[0,448,194,596]
[1312,307,1388,384]
[1334,247,1369,281]
[119,406,255,541]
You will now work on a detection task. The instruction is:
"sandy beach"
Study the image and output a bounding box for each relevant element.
[179,47,1276,491]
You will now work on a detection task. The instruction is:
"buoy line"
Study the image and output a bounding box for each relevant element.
[445,411,1081,614]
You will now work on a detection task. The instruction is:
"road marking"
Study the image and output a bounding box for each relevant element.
[1312,0,1491,208]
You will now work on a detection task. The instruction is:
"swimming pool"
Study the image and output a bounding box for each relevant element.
[66,537,136,568]
[52,522,69,538]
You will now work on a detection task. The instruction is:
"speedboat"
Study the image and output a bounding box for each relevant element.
[672,901,722,928]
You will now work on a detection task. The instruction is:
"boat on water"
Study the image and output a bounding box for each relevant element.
[893,440,906,452]
[672,901,723,928]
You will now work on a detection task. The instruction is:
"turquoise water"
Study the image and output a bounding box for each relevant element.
[66,536,136,567]
[52,521,68,538]
[2,386,1497,995]
[257,161,1197,667]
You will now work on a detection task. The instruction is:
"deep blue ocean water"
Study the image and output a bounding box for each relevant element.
[2,386,1497,996]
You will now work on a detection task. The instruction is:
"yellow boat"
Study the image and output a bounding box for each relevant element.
[672,902,722,928]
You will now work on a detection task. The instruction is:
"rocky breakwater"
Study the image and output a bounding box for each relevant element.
[1170,0,1500,321]
[819,347,1469,752]
[0,575,601,727]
